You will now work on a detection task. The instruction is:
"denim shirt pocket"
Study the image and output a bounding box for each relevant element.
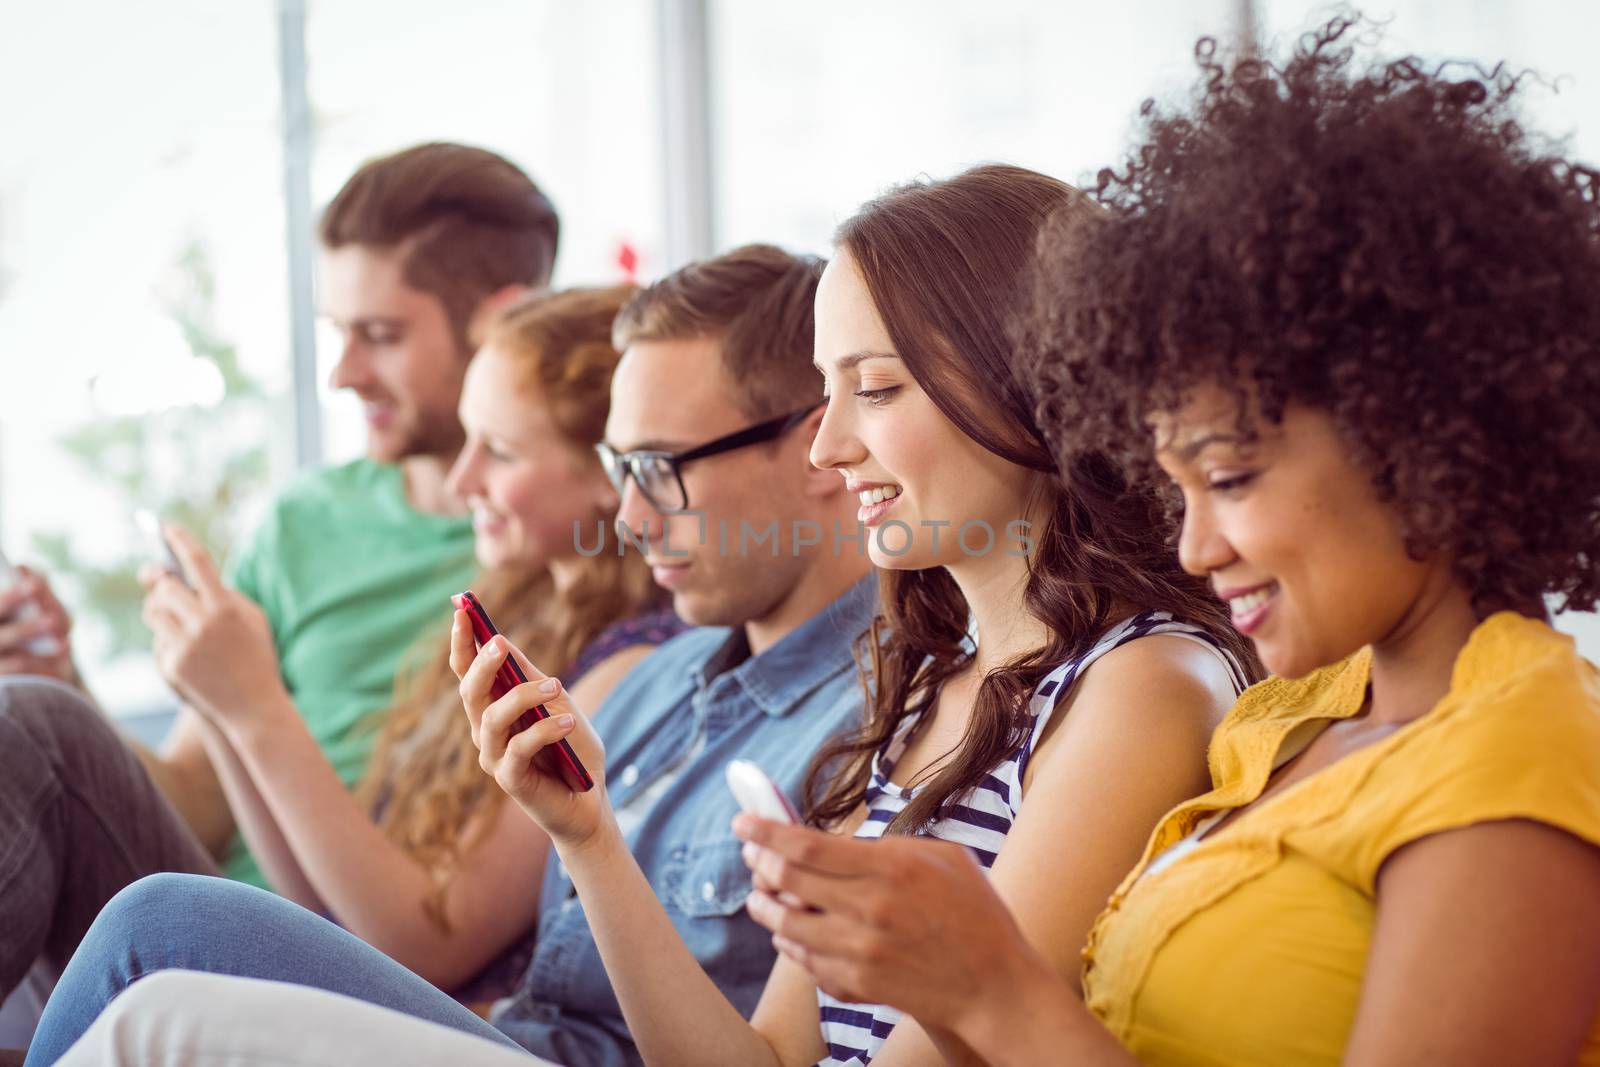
[663,837,752,918]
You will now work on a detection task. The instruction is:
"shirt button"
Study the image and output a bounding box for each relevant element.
[620,765,640,786]
[701,880,716,902]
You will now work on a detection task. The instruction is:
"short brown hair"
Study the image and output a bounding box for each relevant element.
[320,142,560,354]
[611,243,825,420]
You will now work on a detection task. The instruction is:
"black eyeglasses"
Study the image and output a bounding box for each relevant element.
[596,402,823,514]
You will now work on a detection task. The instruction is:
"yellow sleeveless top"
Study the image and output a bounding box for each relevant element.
[1081,612,1600,1065]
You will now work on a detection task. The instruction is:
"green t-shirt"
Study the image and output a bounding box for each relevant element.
[220,458,476,887]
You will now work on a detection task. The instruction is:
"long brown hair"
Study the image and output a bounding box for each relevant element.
[804,164,1259,834]
[355,285,660,929]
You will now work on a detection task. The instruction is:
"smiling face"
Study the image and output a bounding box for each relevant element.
[321,244,469,463]
[1151,383,1457,678]
[809,252,1036,570]
[445,345,617,570]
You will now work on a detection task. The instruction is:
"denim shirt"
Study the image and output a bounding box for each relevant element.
[491,576,876,1067]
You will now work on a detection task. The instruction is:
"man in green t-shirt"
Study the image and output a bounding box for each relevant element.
[147,143,560,885]
[0,142,560,1013]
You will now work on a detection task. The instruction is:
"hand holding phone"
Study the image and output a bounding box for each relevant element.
[725,759,800,824]
[453,590,595,792]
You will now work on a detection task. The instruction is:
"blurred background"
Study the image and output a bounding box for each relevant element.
[2,0,1597,727]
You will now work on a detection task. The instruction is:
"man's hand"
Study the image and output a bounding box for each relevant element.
[0,565,79,685]
[141,524,289,728]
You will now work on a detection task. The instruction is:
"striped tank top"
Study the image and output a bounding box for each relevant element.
[814,611,1244,1066]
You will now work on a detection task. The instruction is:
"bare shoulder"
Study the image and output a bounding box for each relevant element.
[1027,634,1235,783]
[1352,819,1600,1064]
[1379,816,1600,900]
[1059,633,1237,734]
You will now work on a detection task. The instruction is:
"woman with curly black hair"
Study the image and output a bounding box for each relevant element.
[733,15,1600,1065]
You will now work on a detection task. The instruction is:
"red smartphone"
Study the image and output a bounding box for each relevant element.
[453,590,595,792]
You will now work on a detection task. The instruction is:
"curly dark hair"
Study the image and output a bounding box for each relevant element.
[1019,14,1600,618]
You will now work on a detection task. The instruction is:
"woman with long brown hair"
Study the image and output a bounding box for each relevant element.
[446,163,1256,1066]
[733,19,1600,1066]
[145,285,680,997]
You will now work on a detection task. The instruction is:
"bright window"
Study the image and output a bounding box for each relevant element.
[305,0,663,462]
[709,0,1240,254]
[0,1,291,715]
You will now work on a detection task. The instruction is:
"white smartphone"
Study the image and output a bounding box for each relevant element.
[725,759,800,824]
[0,548,61,657]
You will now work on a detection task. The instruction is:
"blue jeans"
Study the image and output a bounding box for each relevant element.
[25,874,523,1066]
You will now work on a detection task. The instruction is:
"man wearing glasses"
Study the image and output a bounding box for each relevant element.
[481,243,874,1060]
[595,403,823,575]
[29,244,875,1067]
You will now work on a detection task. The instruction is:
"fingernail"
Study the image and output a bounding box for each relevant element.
[539,677,560,695]
[555,713,575,728]
[741,842,760,867]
